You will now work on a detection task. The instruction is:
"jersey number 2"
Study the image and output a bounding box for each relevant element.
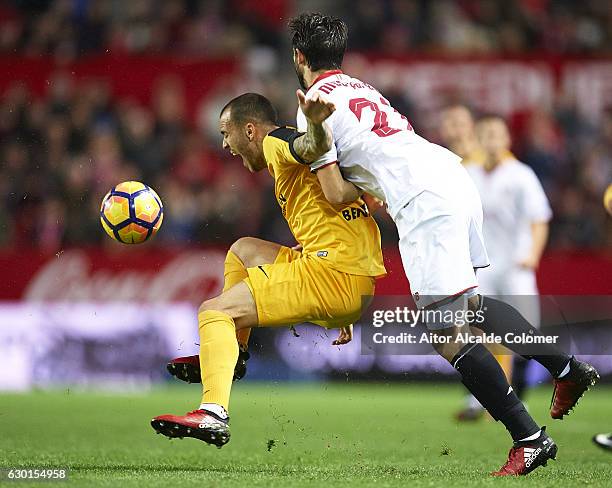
[348,97,413,137]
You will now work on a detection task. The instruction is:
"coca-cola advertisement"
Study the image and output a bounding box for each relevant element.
[14,249,226,303]
[1,248,610,390]
[1,248,611,303]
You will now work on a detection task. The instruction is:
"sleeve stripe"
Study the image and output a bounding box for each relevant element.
[311,160,339,172]
[287,132,309,165]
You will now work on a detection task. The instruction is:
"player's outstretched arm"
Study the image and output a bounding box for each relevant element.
[519,220,549,269]
[362,193,384,214]
[316,163,362,205]
[293,90,335,163]
[293,90,360,204]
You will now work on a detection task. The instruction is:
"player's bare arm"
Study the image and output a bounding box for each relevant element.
[294,90,362,205]
[519,220,549,269]
[293,90,361,205]
[292,89,335,162]
[362,193,384,214]
[316,163,362,205]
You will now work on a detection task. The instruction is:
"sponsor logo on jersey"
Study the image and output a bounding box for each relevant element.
[278,193,287,217]
[342,204,370,221]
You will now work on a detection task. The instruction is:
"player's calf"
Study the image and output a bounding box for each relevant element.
[474,295,600,418]
[441,324,546,468]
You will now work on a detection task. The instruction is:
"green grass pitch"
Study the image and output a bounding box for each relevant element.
[1,383,610,487]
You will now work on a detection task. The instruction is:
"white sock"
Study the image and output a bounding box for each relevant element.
[556,360,571,379]
[519,430,541,442]
[467,394,484,410]
[199,403,228,420]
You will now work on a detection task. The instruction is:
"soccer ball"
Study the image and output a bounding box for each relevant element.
[100,181,163,244]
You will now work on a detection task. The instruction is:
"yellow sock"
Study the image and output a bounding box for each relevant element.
[490,343,513,382]
[223,250,252,350]
[495,352,513,382]
[223,250,248,292]
[198,310,239,411]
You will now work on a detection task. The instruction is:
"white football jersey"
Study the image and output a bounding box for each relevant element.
[296,71,463,219]
[466,159,552,270]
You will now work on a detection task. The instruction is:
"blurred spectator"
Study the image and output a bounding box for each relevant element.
[1,1,610,57]
[117,102,166,181]
[0,0,610,252]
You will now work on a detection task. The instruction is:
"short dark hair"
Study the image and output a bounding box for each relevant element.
[289,13,348,71]
[220,93,277,125]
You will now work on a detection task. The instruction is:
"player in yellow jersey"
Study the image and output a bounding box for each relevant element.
[151,92,386,447]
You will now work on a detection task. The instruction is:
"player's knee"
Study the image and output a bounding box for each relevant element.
[468,294,481,313]
[198,297,221,316]
[198,295,237,317]
[229,237,259,268]
[431,340,452,362]
[431,328,464,362]
[198,292,251,323]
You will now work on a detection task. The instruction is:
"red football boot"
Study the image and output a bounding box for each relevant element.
[492,427,557,476]
[167,350,250,384]
[550,358,599,419]
[151,409,230,448]
[166,355,201,384]
[454,406,485,422]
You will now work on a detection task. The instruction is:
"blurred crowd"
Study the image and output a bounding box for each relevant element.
[0,74,286,251]
[1,0,611,57]
[0,0,611,252]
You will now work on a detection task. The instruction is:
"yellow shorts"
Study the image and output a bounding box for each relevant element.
[245,247,375,329]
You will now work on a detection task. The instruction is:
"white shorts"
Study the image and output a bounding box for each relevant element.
[395,168,489,311]
[477,266,540,327]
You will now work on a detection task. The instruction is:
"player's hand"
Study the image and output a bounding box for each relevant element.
[518,255,539,270]
[297,89,336,124]
[332,325,353,345]
[362,193,384,214]
[291,243,303,252]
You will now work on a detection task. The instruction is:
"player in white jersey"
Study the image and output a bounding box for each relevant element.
[439,105,514,422]
[288,12,598,476]
[295,72,490,308]
[470,117,551,311]
[469,115,552,399]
